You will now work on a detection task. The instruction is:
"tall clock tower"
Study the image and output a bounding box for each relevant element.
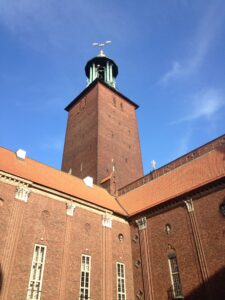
[61,49,143,191]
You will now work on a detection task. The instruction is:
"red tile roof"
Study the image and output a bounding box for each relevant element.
[0,147,127,216]
[118,146,225,216]
[119,134,225,195]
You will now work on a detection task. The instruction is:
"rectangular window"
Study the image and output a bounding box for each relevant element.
[27,244,47,300]
[168,254,183,299]
[79,255,91,299]
[117,262,126,300]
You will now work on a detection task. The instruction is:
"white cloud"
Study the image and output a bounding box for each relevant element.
[171,87,224,159]
[159,61,181,84]
[159,3,225,84]
[172,88,225,124]
[0,0,131,52]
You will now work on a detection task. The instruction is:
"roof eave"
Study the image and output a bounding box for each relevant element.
[65,79,139,112]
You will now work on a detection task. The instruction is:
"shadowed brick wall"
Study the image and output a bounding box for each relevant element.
[130,183,225,300]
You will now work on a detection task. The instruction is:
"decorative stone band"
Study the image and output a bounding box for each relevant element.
[136,217,147,230]
[102,213,112,228]
[15,185,30,202]
[66,203,76,216]
[184,199,194,212]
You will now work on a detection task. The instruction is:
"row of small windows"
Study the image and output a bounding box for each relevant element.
[27,245,126,300]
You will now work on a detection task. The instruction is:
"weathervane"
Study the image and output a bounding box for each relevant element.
[92,40,112,56]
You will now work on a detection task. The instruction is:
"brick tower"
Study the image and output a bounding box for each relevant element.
[61,49,143,191]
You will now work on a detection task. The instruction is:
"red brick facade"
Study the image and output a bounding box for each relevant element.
[130,181,225,300]
[62,84,99,183]
[0,178,134,300]
[61,80,143,190]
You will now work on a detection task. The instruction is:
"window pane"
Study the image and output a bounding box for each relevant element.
[79,255,91,299]
[117,263,126,300]
[27,245,46,300]
[168,254,182,298]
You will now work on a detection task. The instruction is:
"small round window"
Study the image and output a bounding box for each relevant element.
[118,233,124,241]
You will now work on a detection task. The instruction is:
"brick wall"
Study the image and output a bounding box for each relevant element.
[61,81,143,190]
[130,183,225,300]
[61,85,99,181]
[97,83,143,189]
[0,179,134,300]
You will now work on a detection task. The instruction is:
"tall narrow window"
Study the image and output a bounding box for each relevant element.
[117,262,126,300]
[168,253,183,299]
[79,255,91,299]
[27,244,47,300]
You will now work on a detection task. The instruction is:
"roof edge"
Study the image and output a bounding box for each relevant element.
[127,175,225,219]
[119,134,225,196]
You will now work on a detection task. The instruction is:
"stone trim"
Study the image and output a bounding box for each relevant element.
[15,185,30,202]
[136,217,147,230]
[0,171,126,221]
[66,203,76,216]
[102,213,112,228]
[184,199,194,212]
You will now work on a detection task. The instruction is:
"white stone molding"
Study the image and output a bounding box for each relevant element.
[184,199,194,212]
[136,217,147,230]
[66,203,76,216]
[15,185,30,202]
[102,213,112,228]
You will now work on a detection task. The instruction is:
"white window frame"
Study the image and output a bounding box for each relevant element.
[168,254,183,299]
[27,244,47,300]
[79,254,91,300]
[116,262,126,300]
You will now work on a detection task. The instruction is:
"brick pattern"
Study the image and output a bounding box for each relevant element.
[61,86,98,181]
[111,219,135,300]
[130,225,145,299]
[61,81,143,190]
[97,83,143,189]
[0,180,134,300]
[130,184,225,300]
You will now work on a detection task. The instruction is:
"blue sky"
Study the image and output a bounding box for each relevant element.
[0,0,225,175]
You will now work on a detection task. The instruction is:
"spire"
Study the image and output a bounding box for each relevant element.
[85,41,118,88]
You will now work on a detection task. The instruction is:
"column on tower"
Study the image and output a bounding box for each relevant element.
[89,66,93,84]
[109,64,112,84]
[92,63,96,81]
[106,62,110,84]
